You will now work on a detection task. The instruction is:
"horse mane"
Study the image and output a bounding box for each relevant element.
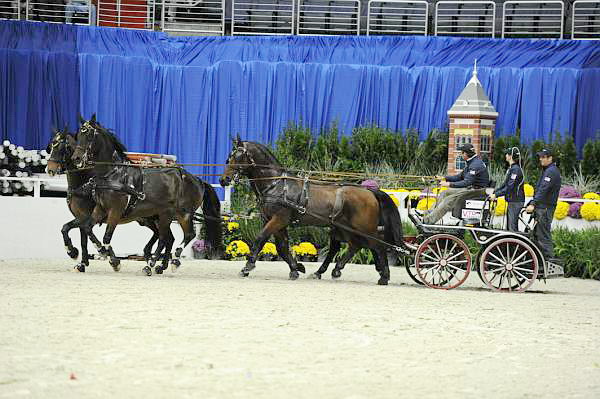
[94,123,128,158]
[247,141,282,167]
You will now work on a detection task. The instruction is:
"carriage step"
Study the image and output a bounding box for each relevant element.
[544,261,565,279]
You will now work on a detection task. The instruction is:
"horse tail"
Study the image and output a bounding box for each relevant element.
[199,179,223,254]
[370,189,408,253]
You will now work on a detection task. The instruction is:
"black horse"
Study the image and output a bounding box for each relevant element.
[71,115,223,275]
[220,136,407,285]
[46,128,165,272]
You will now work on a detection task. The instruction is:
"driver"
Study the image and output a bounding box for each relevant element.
[423,143,489,224]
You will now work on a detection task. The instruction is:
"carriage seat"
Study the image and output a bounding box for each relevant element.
[451,180,496,225]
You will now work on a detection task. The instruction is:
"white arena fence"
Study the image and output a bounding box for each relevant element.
[3,0,599,40]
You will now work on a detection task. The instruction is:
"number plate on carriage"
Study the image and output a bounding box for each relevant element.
[461,209,481,219]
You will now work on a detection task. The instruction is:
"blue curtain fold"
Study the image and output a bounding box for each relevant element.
[1,20,599,182]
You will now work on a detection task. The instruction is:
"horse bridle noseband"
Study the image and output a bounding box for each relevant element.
[226,143,257,183]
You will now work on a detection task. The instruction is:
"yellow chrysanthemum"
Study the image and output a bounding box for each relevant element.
[260,242,277,256]
[416,198,436,211]
[409,190,421,200]
[583,192,600,201]
[226,240,250,257]
[293,242,317,256]
[554,201,569,220]
[495,197,507,216]
[580,203,599,221]
[222,215,230,221]
[227,222,240,232]
[524,184,534,197]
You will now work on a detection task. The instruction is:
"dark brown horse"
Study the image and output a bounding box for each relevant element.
[71,115,223,275]
[46,128,163,272]
[219,136,407,285]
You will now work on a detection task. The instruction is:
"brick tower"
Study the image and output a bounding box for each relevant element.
[447,62,498,174]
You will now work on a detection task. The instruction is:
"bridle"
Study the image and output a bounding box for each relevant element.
[225,143,257,183]
[74,121,99,168]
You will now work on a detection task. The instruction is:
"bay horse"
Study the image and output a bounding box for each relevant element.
[71,115,223,275]
[46,128,163,272]
[219,136,407,285]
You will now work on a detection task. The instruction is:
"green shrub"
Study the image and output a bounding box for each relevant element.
[553,227,600,280]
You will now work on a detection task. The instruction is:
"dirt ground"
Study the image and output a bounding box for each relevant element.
[1,258,599,399]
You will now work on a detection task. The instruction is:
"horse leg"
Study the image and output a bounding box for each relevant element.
[156,225,174,275]
[374,245,390,286]
[73,227,90,273]
[310,232,341,279]
[241,213,290,278]
[61,219,80,259]
[79,215,109,260]
[171,213,195,271]
[140,219,159,262]
[144,214,173,276]
[331,242,360,279]
[273,228,304,280]
[101,207,125,273]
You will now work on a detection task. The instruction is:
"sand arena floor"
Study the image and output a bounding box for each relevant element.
[1,258,599,399]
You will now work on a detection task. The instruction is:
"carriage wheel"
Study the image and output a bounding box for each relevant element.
[415,234,471,289]
[403,256,423,285]
[479,238,538,292]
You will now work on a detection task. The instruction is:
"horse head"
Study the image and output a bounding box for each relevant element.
[46,126,76,176]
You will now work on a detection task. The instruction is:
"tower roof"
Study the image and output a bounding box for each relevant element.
[448,61,498,118]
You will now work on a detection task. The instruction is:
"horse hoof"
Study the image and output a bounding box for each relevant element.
[142,266,152,276]
[98,248,110,260]
[331,269,342,279]
[296,263,306,274]
[171,259,181,268]
[110,259,121,272]
[377,278,389,286]
[239,269,250,277]
[308,272,321,280]
[155,266,163,275]
[289,270,299,280]
[72,263,85,273]
[67,247,79,260]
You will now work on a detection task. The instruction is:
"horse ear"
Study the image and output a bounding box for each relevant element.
[78,113,85,125]
[236,133,242,146]
[63,123,69,133]
[90,113,97,123]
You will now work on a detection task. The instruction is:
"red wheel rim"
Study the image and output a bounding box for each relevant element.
[415,234,471,290]
[479,238,538,292]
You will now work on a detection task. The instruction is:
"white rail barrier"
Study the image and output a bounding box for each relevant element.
[0,0,20,19]
[502,0,564,38]
[435,1,496,37]
[231,0,294,35]
[367,0,428,35]
[26,0,95,24]
[162,0,224,35]
[297,0,361,35]
[572,0,600,39]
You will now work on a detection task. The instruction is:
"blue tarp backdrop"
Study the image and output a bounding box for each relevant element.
[1,20,599,181]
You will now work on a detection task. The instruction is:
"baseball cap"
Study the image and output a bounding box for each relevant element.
[536,148,553,157]
[458,143,475,153]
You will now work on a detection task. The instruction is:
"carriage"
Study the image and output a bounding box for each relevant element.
[400,191,565,292]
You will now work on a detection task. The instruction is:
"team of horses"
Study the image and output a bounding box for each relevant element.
[47,115,407,285]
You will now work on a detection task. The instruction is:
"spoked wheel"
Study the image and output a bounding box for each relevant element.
[415,234,471,289]
[479,238,538,292]
[403,256,423,285]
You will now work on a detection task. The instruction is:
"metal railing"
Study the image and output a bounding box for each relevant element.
[502,0,564,38]
[572,0,600,39]
[435,1,496,37]
[367,0,428,35]
[297,0,360,35]
[98,0,155,29]
[161,0,224,35]
[26,0,94,24]
[231,0,294,35]
[0,0,20,20]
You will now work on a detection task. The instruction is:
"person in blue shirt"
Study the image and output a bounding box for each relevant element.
[489,147,525,231]
[423,143,489,224]
[525,148,561,260]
